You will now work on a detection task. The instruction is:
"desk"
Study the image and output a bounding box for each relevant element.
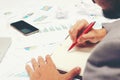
[0,0,113,80]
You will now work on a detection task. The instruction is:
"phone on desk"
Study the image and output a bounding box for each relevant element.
[57,69,82,80]
[10,20,39,36]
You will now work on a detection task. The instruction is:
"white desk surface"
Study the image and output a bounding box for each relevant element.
[0,0,115,80]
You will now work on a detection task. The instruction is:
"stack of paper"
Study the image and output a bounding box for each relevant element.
[51,37,95,76]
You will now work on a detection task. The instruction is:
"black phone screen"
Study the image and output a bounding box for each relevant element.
[10,20,39,35]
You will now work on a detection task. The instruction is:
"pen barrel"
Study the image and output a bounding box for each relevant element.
[68,41,77,51]
[83,21,96,34]
[78,21,96,39]
[68,21,96,51]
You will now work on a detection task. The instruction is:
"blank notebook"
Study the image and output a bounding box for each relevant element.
[0,37,11,62]
[51,37,95,76]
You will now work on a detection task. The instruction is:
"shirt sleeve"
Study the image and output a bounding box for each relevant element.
[102,20,120,33]
[83,20,120,80]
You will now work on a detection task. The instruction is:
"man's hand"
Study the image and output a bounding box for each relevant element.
[26,55,81,80]
[69,19,107,47]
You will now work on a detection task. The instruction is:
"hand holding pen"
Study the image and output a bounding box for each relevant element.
[68,20,96,51]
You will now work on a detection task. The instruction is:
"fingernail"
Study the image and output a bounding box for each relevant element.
[76,67,80,71]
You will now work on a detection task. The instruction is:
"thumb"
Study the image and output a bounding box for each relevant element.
[82,32,99,43]
[77,33,92,44]
[65,67,81,80]
[81,32,95,42]
[82,32,93,40]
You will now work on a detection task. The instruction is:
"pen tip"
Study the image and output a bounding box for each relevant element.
[67,42,77,51]
[67,48,70,51]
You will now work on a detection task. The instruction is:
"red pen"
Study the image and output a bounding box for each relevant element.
[68,21,96,51]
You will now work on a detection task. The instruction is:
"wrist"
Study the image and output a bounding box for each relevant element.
[99,28,107,41]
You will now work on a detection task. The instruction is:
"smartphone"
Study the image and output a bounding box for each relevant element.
[10,20,39,36]
[57,69,82,80]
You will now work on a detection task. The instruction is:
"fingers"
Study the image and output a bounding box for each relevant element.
[26,64,33,77]
[69,19,88,43]
[77,31,94,44]
[28,55,54,66]
[26,55,55,74]
[65,67,81,79]
[82,33,96,43]
[45,55,56,68]
[31,55,53,68]
[31,58,39,70]
[77,29,100,44]
[38,56,45,67]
